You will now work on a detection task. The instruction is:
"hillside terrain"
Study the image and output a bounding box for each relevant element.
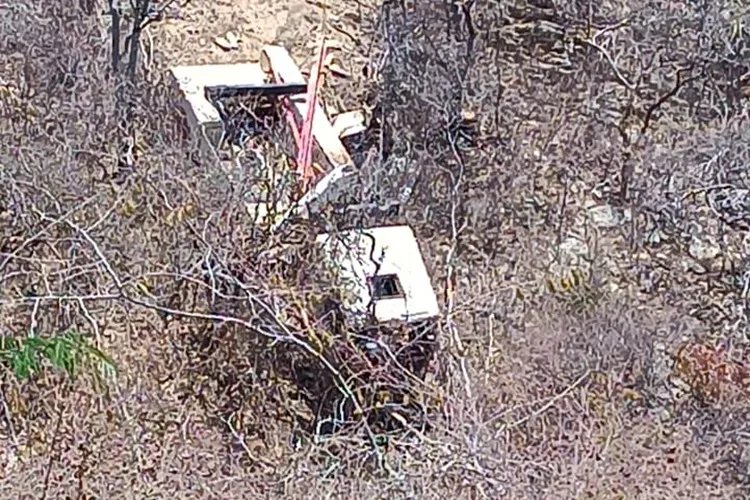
[1,0,750,498]
[150,0,332,65]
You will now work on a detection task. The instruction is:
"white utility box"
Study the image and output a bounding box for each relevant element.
[315,225,440,326]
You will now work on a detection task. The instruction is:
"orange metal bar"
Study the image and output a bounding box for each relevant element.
[268,67,303,150]
[296,39,329,188]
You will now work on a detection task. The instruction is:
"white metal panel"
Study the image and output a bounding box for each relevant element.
[170,62,267,127]
[316,225,440,324]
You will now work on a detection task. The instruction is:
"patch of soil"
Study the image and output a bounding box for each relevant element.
[149,0,328,67]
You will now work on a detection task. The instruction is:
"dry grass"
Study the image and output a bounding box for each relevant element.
[1,0,750,498]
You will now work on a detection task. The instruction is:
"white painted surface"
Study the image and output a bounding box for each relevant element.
[316,225,440,324]
[170,62,267,129]
[169,51,355,228]
[331,110,367,138]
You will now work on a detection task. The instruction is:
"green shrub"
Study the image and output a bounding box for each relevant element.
[0,330,116,383]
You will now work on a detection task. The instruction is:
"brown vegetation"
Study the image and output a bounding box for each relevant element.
[2,0,750,498]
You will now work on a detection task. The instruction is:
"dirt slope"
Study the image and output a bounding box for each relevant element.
[151,0,335,66]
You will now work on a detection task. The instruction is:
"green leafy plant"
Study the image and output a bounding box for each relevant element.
[545,268,601,315]
[0,330,116,384]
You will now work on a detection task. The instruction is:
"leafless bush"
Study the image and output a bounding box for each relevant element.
[359,0,750,496]
[3,0,750,497]
[0,1,444,494]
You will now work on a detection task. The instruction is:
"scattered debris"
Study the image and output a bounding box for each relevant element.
[260,45,354,172]
[590,180,613,201]
[460,109,477,122]
[214,31,240,51]
[688,235,721,262]
[332,110,366,138]
[316,225,440,326]
[171,45,361,228]
[170,62,267,154]
[296,38,330,186]
[323,52,350,77]
[164,42,441,434]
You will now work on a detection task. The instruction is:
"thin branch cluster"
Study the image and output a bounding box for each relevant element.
[1,0,750,498]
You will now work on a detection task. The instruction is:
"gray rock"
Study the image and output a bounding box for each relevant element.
[588,204,621,229]
[550,237,590,276]
[681,258,707,274]
[688,235,720,261]
[560,237,589,260]
[643,229,665,246]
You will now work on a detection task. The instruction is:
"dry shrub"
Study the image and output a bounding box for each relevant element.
[674,342,750,403]
[2,0,750,498]
[451,294,743,498]
[0,2,441,496]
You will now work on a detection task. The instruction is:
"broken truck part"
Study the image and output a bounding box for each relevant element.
[169,44,439,432]
[315,225,440,326]
[314,224,440,422]
[169,45,356,226]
